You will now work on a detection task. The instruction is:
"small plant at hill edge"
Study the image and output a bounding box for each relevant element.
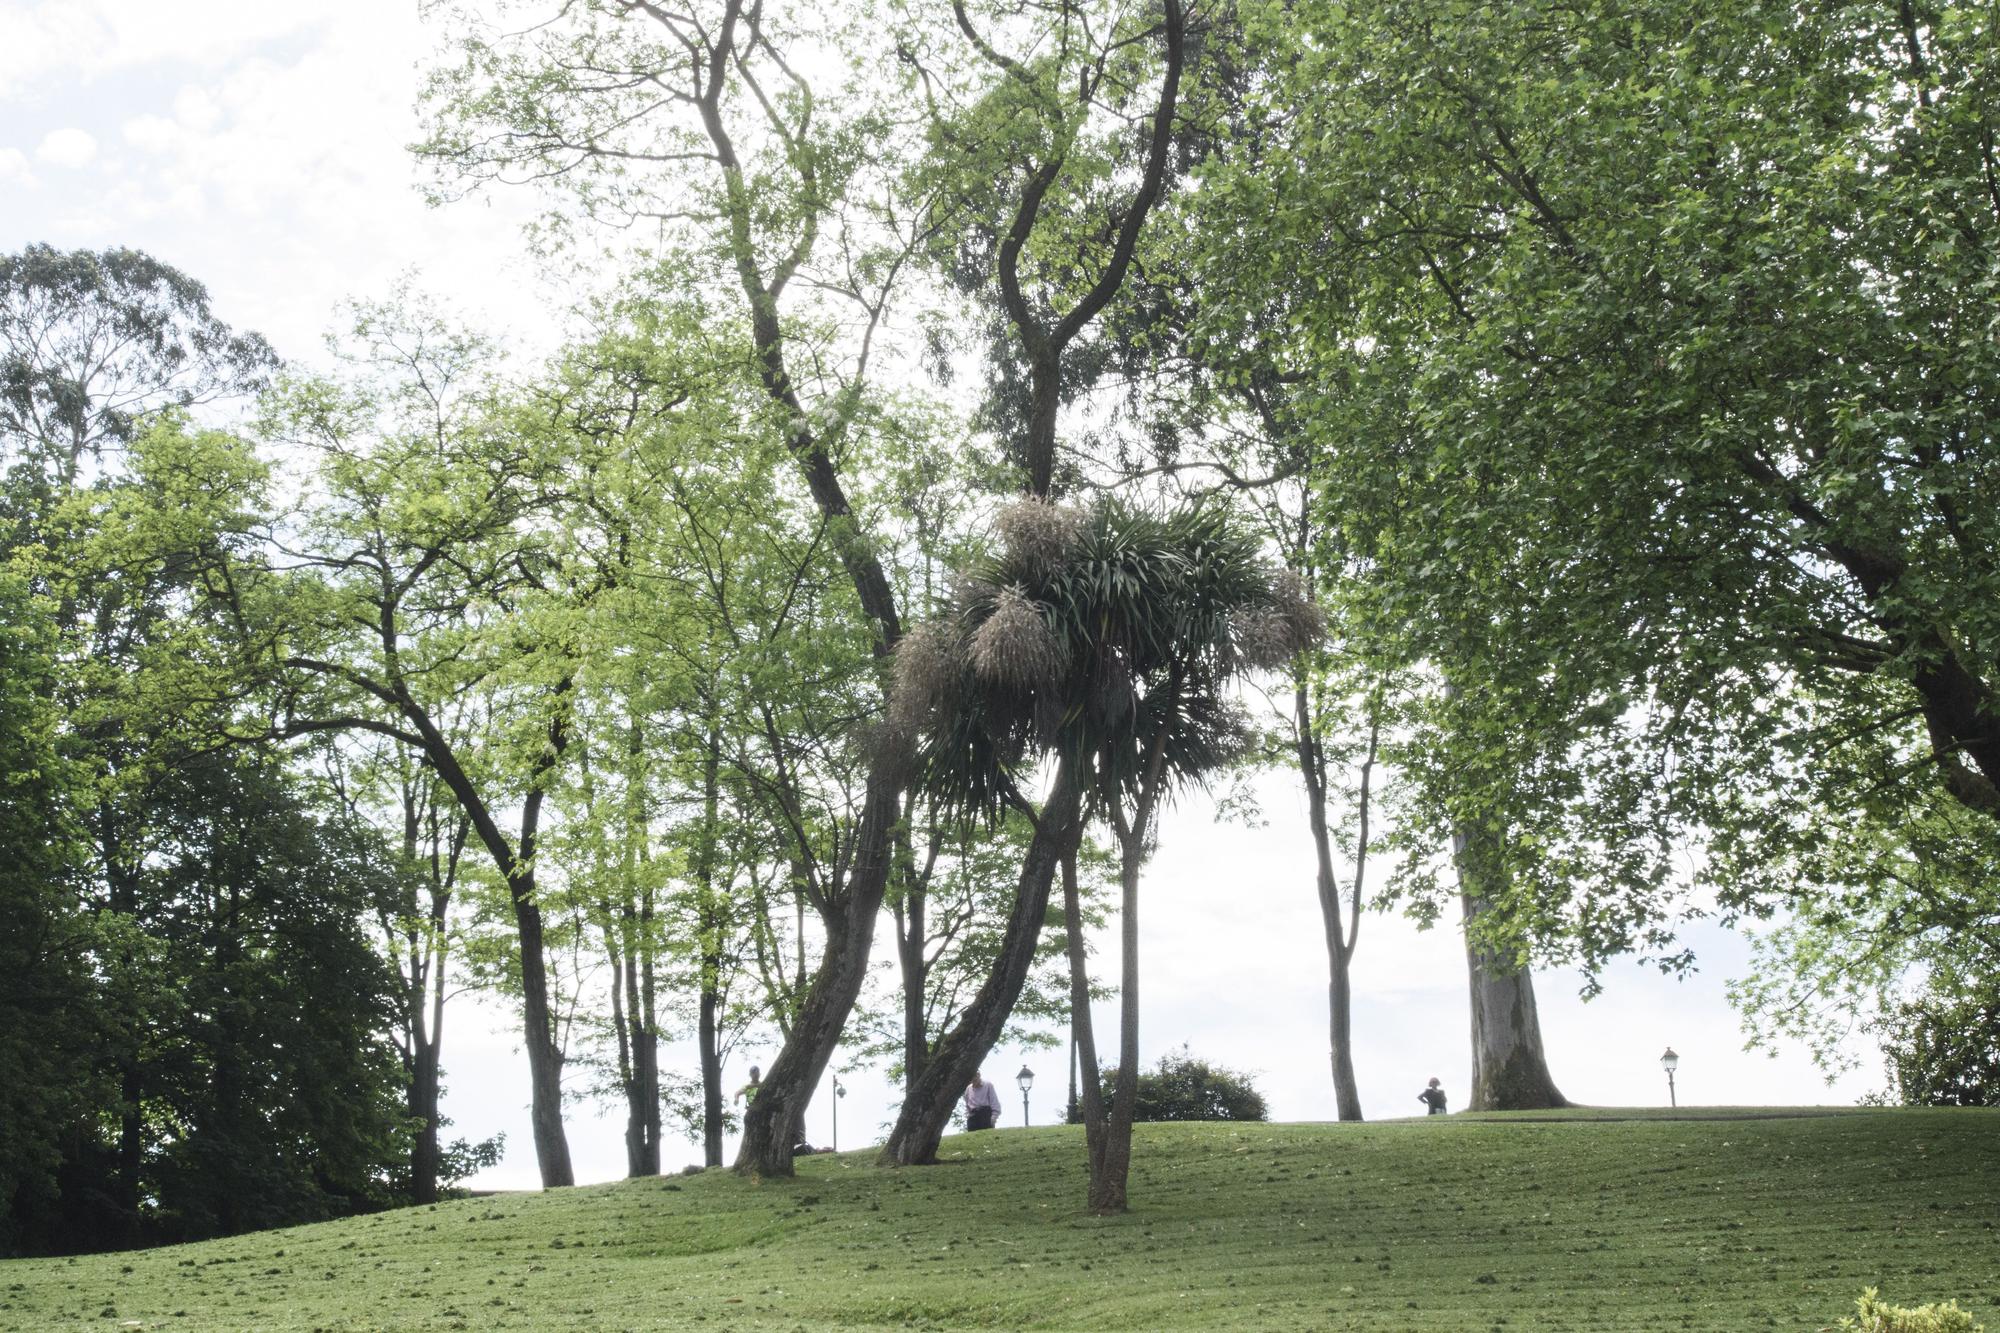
[1835,1286,1986,1333]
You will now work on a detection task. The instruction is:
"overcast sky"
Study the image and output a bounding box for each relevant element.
[1,0,1877,1190]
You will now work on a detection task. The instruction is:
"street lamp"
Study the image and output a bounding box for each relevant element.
[832,1075,846,1151]
[1016,1065,1035,1127]
[1660,1047,1679,1109]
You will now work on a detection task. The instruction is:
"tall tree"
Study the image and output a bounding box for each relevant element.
[0,566,101,1253]
[420,0,922,1176]
[230,308,602,1188]
[0,246,276,1224]
[1207,0,2000,997]
[890,497,1320,1210]
[878,0,1195,1165]
[0,244,273,506]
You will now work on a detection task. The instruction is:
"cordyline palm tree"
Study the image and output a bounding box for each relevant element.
[889,496,1322,1212]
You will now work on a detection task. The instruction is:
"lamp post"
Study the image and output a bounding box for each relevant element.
[1659,1047,1679,1109]
[832,1076,846,1151]
[1016,1065,1035,1128]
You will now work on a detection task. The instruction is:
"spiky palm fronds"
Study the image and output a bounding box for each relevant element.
[895,495,1324,827]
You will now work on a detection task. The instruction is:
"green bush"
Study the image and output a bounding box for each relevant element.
[1070,1048,1269,1124]
[1836,1287,1985,1333]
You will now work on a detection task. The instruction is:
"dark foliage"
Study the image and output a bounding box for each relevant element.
[1071,1050,1269,1124]
[1882,967,2000,1109]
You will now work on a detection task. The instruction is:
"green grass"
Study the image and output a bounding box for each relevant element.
[4,1108,1996,1331]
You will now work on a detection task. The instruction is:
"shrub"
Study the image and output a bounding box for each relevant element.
[1835,1287,1985,1333]
[1070,1048,1268,1124]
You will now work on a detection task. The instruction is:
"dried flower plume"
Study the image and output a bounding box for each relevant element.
[1231,570,1328,669]
[969,585,1064,690]
[994,497,1085,581]
[888,621,963,733]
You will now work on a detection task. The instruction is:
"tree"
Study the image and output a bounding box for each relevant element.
[124,753,410,1243]
[1880,965,1999,1108]
[420,0,925,1177]
[227,306,606,1188]
[1205,0,2000,994]
[877,0,1200,1167]
[902,0,1188,496]
[0,567,101,1253]
[0,246,276,1229]
[889,496,1319,1210]
[0,244,273,508]
[328,733,481,1205]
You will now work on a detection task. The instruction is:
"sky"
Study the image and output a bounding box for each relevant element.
[0,0,1878,1191]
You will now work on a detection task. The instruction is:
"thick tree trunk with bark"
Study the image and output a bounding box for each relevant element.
[409,1018,443,1203]
[513,895,576,1185]
[878,758,1083,1165]
[1453,827,1569,1111]
[611,931,660,1178]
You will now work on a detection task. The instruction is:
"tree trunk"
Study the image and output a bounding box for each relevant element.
[612,923,660,1178]
[897,864,929,1095]
[698,971,724,1168]
[403,701,576,1188]
[1453,826,1569,1111]
[1063,848,1108,1181]
[1296,679,1366,1121]
[1090,823,1144,1214]
[514,890,576,1185]
[735,772,901,1177]
[1089,720,1172,1214]
[877,756,1082,1166]
[409,1026,442,1204]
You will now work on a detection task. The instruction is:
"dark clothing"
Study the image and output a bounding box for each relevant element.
[1419,1087,1448,1115]
[967,1106,997,1132]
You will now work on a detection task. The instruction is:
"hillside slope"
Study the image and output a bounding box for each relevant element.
[3,1109,1995,1331]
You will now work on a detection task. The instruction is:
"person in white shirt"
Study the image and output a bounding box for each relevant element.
[963,1069,1003,1131]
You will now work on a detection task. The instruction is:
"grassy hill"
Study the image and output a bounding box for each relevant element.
[3,1108,1995,1331]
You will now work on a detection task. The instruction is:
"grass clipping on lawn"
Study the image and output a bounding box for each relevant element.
[3,1108,1996,1331]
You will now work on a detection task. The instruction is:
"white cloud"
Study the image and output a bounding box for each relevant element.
[0,0,344,98]
[122,113,180,153]
[173,85,221,132]
[35,127,98,168]
[0,148,33,187]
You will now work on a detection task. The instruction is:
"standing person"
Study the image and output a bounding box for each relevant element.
[736,1065,762,1105]
[1418,1077,1448,1115]
[963,1070,1003,1131]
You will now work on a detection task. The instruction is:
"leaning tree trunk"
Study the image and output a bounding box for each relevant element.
[878,757,1083,1165]
[735,771,901,1177]
[1453,826,1569,1111]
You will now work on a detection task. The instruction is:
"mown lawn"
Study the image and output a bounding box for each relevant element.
[3,1108,1995,1331]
